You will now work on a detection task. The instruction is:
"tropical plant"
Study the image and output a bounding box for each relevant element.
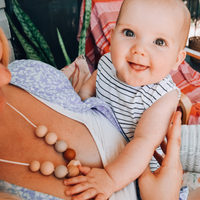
[78,0,92,56]
[57,28,71,66]
[7,0,57,67]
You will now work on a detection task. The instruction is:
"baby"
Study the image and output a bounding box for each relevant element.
[65,0,191,199]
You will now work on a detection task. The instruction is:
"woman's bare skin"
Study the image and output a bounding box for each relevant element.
[0,84,103,199]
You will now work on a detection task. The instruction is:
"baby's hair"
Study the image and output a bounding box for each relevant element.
[156,0,191,49]
[0,192,21,200]
[177,0,191,49]
[116,0,191,49]
[0,28,9,67]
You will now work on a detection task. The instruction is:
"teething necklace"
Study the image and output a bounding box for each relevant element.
[0,102,80,179]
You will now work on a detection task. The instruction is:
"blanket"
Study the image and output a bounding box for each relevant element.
[170,61,200,125]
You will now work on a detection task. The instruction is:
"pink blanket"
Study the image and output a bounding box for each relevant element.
[170,61,200,124]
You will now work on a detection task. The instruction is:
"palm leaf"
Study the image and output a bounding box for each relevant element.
[6,13,42,61]
[57,28,71,65]
[78,0,92,55]
[12,0,56,67]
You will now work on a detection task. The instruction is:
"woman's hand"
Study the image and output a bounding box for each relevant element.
[138,111,183,200]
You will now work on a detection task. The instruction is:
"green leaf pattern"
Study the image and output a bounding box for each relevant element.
[57,28,71,65]
[182,172,200,191]
[12,0,56,66]
[78,0,92,56]
[7,0,56,67]
[6,13,42,61]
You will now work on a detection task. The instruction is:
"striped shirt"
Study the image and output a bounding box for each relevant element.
[96,52,180,171]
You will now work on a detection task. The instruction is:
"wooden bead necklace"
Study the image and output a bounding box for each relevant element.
[0,102,80,179]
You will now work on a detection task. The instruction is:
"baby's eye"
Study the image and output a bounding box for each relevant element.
[123,30,135,37]
[154,39,166,46]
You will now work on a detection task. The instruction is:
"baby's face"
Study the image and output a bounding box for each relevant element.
[110,0,186,86]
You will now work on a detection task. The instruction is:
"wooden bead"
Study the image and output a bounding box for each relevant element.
[54,165,68,179]
[40,161,54,175]
[63,148,76,160]
[29,160,40,172]
[67,165,79,178]
[55,140,67,153]
[35,125,48,137]
[45,132,57,145]
[67,159,81,167]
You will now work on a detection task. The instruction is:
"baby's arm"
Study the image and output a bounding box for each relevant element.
[65,89,179,199]
[105,89,179,190]
[78,70,97,101]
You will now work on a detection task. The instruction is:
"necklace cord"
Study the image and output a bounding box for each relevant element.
[6,102,37,128]
[0,102,35,166]
[1,102,72,178]
[0,159,29,166]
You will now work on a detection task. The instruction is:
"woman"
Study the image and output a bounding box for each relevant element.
[0,28,183,200]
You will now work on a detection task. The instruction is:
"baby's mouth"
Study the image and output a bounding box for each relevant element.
[129,62,149,71]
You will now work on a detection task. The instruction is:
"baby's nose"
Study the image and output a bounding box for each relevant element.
[130,42,148,57]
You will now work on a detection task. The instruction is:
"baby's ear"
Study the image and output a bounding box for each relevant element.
[172,49,186,71]
[110,28,115,39]
[109,28,115,52]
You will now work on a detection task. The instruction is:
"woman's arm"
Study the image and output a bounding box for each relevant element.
[78,70,97,101]
[139,111,183,200]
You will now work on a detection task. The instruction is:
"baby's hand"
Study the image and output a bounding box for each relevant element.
[64,166,116,200]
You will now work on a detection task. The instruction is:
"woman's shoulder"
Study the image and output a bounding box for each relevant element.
[8,59,71,92]
[8,59,79,108]
[8,59,66,81]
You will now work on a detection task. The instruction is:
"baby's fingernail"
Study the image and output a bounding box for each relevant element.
[63,180,68,185]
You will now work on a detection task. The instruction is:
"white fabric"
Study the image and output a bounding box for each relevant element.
[32,94,138,200]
